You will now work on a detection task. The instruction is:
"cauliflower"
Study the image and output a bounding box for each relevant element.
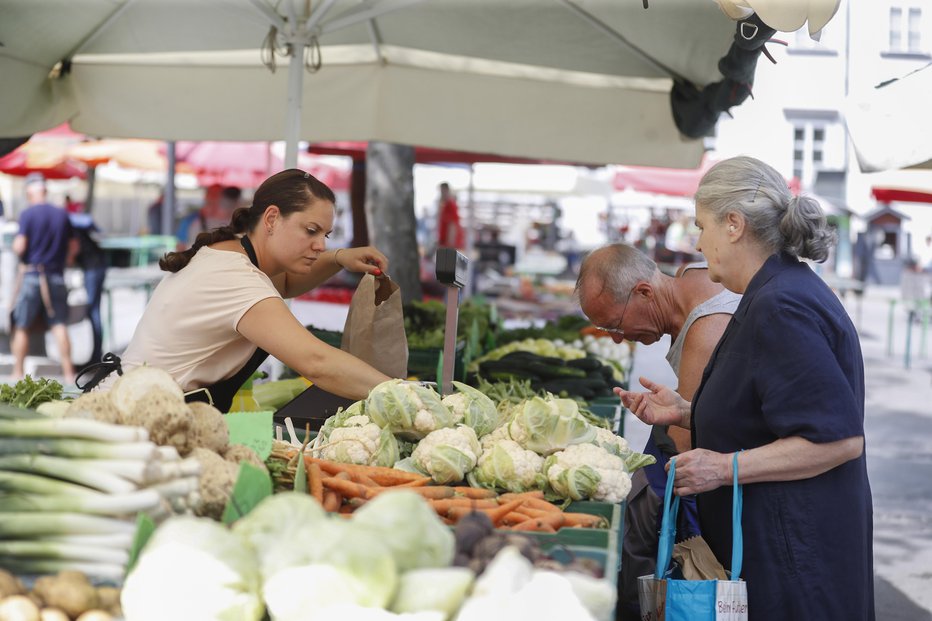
[366,380,455,441]
[316,409,400,467]
[480,424,512,451]
[412,426,481,484]
[507,396,595,456]
[590,427,629,457]
[544,443,632,503]
[468,438,545,493]
[441,382,502,437]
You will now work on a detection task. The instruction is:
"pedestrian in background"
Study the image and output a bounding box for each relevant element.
[10,173,77,384]
[69,212,108,367]
[619,156,873,620]
[436,182,464,250]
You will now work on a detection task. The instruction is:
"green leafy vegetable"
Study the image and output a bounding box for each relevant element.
[0,375,64,409]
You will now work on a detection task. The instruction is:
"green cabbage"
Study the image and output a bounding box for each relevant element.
[391,567,475,617]
[121,516,264,621]
[352,490,455,572]
[441,381,502,437]
[366,379,456,440]
[507,396,596,455]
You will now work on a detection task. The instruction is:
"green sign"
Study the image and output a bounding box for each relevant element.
[226,410,274,460]
[221,462,273,524]
[126,512,157,576]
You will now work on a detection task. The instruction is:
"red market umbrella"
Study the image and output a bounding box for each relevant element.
[174,141,350,191]
[0,141,86,179]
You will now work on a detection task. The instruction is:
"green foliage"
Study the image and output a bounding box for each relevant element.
[0,375,64,409]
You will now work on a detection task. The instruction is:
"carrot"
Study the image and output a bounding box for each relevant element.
[395,476,432,488]
[348,472,380,487]
[519,498,562,514]
[562,512,609,528]
[453,486,498,499]
[322,489,342,512]
[371,486,456,500]
[510,518,557,533]
[527,511,565,530]
[321,476,372,500]
[486,498,525,526]
[430,498,499,514]
[497,512,532,527]
[499,490,546,502]
[305,457,425,486]
[513,506,556,520]
[307,462,324,504]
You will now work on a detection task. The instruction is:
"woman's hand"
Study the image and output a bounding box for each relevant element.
[614,376,691,429]
[669,449,730,495]
[334,246,389,276]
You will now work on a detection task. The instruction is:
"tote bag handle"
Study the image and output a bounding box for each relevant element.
[654,452,743,580]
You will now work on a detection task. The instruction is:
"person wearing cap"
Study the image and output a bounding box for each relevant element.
[11,173,78,384]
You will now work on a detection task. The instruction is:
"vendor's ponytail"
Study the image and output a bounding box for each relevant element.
[158,169,336,273]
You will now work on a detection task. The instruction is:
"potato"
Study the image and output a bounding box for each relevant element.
[0,571,24,599]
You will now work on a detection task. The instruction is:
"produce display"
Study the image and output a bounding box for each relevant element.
[0,296,644,621]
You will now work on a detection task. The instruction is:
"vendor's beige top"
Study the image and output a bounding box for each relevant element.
[117,247,281,391]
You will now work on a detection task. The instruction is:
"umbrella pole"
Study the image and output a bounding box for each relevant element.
[163,142,176,238]
[283,42,305,169]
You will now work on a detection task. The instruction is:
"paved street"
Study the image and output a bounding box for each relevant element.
[626,283,932,620]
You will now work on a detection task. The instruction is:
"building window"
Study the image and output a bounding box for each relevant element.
[792,123,827,187]
[909,8,922,52]
[889,5,923,53]
[891,7,903,51]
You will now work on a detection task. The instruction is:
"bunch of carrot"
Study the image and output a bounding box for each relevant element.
[291,453,608,533]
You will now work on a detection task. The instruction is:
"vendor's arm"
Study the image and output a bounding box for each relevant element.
[669,435,864,496]
[272,246,388,298]
[237,297,391,400]
[669,312,731,451]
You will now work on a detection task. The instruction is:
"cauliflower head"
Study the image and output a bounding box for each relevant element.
[507,396,595,456]
[544,443,632,503]
[467,438,545,493]
[441,382,502,437]
[591,427,629,457]
[412,425,481,484]
[319,416,400,467]
[366,380,456,441]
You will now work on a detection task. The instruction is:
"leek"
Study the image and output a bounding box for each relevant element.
[0,418,148,442]
[0,454,138,494]
[0,437,158,460]
[0,512,137,536]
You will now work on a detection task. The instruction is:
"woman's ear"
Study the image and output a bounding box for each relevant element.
[262,205,281,231]
[725,212,744,238]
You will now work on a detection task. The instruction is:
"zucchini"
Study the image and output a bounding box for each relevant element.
[566,357,604,371]
[526,362,587,380]
[484,369,541,382]
[542,380,595,399]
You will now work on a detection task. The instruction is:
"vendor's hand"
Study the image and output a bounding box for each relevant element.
[334,246,388,276]
[615,377,689,428]
[669,448,730,496]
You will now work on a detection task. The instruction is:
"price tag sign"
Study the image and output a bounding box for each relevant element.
[221,463,273,524]
[226,410,274,460]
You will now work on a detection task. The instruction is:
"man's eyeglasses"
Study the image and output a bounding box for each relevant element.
[592,286,635,337]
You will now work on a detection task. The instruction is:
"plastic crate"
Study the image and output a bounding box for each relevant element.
[587,402,623,437]
[407,340,467,382]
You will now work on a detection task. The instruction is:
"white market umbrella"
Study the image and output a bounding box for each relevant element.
[845,62,932,173]
[0,0,738,168]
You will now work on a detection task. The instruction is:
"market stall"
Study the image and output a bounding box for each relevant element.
[0,296,648,620]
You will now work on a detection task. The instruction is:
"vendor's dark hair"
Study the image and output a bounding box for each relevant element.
[695,156,835,262]
[159,169,336,272]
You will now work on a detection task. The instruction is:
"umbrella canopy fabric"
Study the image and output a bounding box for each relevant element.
[612,157,717,197]
[174,141,351,190]
[0,0,739,169]
[0,140,86,179]
[845,63,932,173]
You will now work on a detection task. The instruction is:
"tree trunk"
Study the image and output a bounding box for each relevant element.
[364,142,422,304]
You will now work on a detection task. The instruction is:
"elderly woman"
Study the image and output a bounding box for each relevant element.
[618,156,873,620]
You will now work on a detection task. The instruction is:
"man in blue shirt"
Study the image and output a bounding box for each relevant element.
[11,174,78,384]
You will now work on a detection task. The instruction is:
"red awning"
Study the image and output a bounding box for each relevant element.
[613,157,801,198]
[871,187,932,204]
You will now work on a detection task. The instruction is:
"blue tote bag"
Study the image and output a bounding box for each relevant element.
[637,453,748,621]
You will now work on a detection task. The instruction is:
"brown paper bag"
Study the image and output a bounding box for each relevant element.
[340,274,409,378]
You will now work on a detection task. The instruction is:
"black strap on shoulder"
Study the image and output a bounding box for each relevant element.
[240,235,259,268]
[76,352,123,392]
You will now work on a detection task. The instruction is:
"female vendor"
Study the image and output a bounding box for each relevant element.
[86,169,393,411]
